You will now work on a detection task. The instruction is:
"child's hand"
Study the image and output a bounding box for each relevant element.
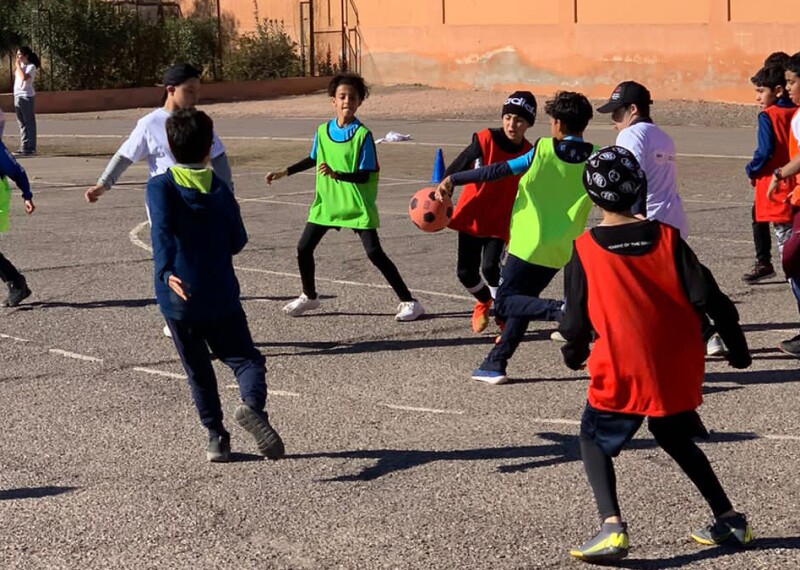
[767,175,780,202]
[85,184,106,203]
[749,178,756,188]
[318,163,338,180]
[24,200,34,215]
[435,177,453,202]
[265,169,287,185]
[168,275,190,301]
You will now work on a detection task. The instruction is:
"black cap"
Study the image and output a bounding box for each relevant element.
[582,146,647,212]
[502,91,537,125]
[596,81,653,114]
[162,63,201,87]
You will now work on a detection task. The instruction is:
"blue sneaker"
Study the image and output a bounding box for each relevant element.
[471,368,508,385]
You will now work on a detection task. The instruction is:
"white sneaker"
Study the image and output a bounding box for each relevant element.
[283,294,320,317]
[395,300,424,322]
[163,324,172,338]
[706,334,727,356]
[550,330,566,342]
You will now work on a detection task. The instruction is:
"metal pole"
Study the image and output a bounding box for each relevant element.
[308,0,315,76]
[216,0,223,79]
[340,0,347,71]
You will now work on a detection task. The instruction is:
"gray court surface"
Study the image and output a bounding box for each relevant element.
[0,113,799,570]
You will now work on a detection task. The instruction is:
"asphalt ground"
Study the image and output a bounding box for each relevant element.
[0,113,798,570]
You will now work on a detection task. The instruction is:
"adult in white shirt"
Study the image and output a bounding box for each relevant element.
[597,81,688,238]
[85,63,234,338]
[14,46,39,156]
[85,63,232,203]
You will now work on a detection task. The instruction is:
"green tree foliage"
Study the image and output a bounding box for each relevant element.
[3,0,304,91]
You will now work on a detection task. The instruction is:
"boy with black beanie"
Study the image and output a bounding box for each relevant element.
[441,91,536,333]
[560,146,753,563]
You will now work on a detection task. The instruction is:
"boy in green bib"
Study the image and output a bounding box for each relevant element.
[267,73,424,322]
[438,92,596,384]
[0,142,35,307]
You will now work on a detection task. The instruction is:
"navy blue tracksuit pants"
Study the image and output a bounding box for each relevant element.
[480,254,560,373]
[166,307,266,437]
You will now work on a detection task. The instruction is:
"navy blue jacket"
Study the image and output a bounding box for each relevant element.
[0,142,32,199]
[146,168,247,321]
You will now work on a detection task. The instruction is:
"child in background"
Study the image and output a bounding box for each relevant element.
[438,91,596,384]
[146,109,284,463]
[768,52,800,357]
[742,64,796,283]
[0,141,35,306]
[442,91,535,333]
[266,72,424,322]
[561,147,752,563]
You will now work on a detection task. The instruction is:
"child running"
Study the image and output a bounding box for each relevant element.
[146,108,284,463]
[442,91,535,333]
[0,141,35,306]
[85,63,234,337]
[266,72,424,322]
[560,146,753,563]
[437,91,596,384]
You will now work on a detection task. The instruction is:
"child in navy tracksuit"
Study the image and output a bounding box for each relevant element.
[146,109,284,463]
[0,142,35,307]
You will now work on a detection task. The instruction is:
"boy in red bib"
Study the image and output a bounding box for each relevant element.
[442,92,535,333]
[743,64,796,283]
[560,146,753,563]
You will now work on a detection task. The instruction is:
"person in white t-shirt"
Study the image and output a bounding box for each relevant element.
[596,81,730,356]
[85,63,233,204]
[85,63,234,337]
[596,81,688,239]
[13,46,39,157]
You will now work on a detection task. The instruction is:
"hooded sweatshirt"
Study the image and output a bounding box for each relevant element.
[146,166,247,321]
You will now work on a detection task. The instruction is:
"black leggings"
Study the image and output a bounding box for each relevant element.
[456,232,505,303]
[0,251,23,284]
[581,414,733,520]
[296,222,413,302]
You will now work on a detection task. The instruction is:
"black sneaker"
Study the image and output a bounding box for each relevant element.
[778,334,800,358]
[742,262,776,283]
[234,404,285,460]
[3,278,31,307]
[206,432,231,463]
[691,512,754,548]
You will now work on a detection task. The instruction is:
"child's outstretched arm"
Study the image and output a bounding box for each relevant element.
[675,239,751,369]
[266,156,315,185]
[444,133,483,177]
[559,247,593,369]
[436,143,536,202]
[0,144,33,207]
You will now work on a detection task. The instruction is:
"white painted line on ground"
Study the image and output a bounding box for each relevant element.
[383,403,465,415]
[226,384,301,397]
[129,221,152,253]
[529,417,581,426]
[133,367,186,380]
[234,266,474,301]
[762,434,800,442]
[48,349,103,363]
[0,333,30,342]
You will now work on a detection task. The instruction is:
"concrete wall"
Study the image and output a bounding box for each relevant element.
[236,0,799,103]
[0,76,330,114]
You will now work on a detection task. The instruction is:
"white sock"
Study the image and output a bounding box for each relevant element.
[489,286,498,299]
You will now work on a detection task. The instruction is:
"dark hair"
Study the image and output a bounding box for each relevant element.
[751,65,787,89]
[327,72,369,100]
[18,46,40,68]
[544,91,593,134]
[764,51,791,68]
[166,109,214,164]
[787,53,800,77]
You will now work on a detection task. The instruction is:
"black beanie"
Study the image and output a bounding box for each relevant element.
[583,146,647,212]
[502,91,537,125]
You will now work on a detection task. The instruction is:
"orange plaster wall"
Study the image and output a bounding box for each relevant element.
[219,0,799,103]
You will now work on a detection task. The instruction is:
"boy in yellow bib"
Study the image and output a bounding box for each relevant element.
[267,73,424,321]
[0,142,35,307]
[438,92,596,384]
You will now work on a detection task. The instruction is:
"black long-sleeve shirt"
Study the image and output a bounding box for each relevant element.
[560,220,751,370]
[286,155,370,184]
